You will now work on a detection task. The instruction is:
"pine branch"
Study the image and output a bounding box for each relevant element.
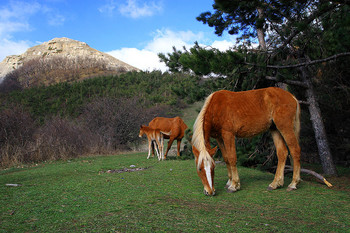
[278,4,338,50]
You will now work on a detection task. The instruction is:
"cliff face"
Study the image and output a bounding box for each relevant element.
[0,37,139,83]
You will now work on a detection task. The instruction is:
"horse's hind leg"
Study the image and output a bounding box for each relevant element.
[273,105,301,190]
[154,140,161,160]
[160,134,164,160]
[176,139,181,156]
[274,125,301,190]
[281,130,301,191]
[268,130,288,190]
[164,138,175,159]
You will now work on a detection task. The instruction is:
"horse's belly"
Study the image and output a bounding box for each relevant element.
[235,119,272,138]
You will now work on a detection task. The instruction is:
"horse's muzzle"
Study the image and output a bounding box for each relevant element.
[204,189,215,196]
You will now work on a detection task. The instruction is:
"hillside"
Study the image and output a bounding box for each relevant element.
[0,37,139,87]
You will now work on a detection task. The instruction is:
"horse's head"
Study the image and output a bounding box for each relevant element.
[192,145,217,196]
[139,125,145,138]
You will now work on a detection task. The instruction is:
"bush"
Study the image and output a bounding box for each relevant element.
[0,74,22,93]
[80,97,173,151]
[178,128,194,160]
[32,117,98,161]
[0,106,36,166]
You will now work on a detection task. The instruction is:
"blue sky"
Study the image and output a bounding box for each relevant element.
[0,0,238,71]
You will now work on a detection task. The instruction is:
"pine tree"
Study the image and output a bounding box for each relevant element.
[160,0,350,175]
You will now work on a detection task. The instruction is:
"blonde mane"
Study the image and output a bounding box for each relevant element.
[192,92,215,170]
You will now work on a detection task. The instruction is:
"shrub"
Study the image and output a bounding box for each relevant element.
[32,117,98,161]
[0,106,36,166]
[177,128,194,160]
[80,97,173,151]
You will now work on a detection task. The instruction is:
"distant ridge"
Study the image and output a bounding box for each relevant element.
[0,37,139,86]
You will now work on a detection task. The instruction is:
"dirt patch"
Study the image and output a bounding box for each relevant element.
[99,167,149,174]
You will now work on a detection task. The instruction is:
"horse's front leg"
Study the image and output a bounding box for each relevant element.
[147,139,152,159]
[219,133,240,192]
[225,160,240,192]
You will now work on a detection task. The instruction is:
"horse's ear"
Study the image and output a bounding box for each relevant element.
[208,146,217,157]
[192,145,200,158]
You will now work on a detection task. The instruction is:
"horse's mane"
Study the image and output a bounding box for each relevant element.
[192,92,215,170]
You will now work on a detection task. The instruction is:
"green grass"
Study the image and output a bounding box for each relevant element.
[1,153,349,232]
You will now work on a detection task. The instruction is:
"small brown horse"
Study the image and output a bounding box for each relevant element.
[192,87,301,196]
[149,117,188,159]
[139,125,171,160]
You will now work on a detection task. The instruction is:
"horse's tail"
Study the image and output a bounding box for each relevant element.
[192,92,215,169]
[293,96,301,143]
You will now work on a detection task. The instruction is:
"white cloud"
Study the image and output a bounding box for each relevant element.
[0,1,41,38]
[0,1,41,60]
[145,29,203,53]
[210,40,235,51]
[0,38,30,60]
[107,29,235,72]
[0,1,66,61]
[41,5,66,26]
[119,0,162,18]
[47,13,65,26]
[99,0,163,18]
[98,0,117,16]
[108,47,167,71]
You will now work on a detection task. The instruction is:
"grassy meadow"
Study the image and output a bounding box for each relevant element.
[1,152,349,232]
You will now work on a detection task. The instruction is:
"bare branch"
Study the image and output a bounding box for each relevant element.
[298,100,310,105]
[284,165,333,188]
[265,76,308,88]
[266,52,350,69]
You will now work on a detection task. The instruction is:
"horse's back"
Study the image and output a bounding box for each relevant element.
[206,87,298,138]
[149,117,187,139]
[210,87,296,114]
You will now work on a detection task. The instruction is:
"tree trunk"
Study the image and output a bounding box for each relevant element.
[299,66,338,176]
[257,8,266,50]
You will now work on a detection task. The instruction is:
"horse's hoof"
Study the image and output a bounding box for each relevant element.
[267,186,275,191]
[227,188,237,193]
[287,187,297,192]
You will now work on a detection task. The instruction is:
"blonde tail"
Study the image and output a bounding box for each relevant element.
[294,97,301,142]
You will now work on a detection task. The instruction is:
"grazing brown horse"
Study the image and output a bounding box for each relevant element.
[192,87,301,196]
[149,117,188,159]
[139,125,171,160]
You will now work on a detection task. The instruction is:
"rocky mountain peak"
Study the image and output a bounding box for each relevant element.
[0,37,139,83]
